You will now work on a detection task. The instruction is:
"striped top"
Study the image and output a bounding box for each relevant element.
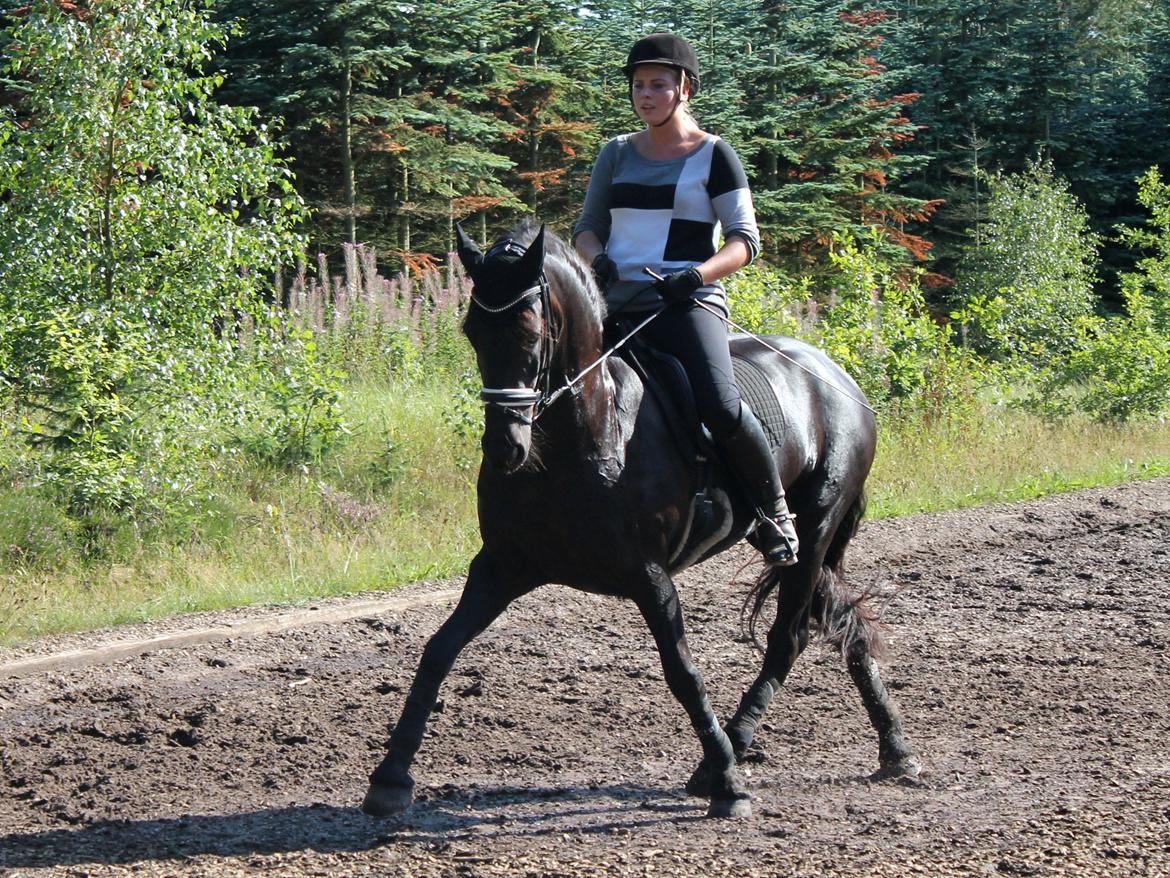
[573,133,760,315]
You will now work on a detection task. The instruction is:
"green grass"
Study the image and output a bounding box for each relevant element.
[2,383,1168,646]
[0,379,480,644]
[868,406,1170,518]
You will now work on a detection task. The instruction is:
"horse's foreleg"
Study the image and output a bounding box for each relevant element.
[846,643,920,779]
[635,567,752,819]
[362,552,532,817]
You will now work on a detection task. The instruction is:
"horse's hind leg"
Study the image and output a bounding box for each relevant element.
[634,565,752,819]
[362,552,533,816]
[841,627,920,779]
[685,559,817,797]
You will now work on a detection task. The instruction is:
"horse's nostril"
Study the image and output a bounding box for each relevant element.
[483,435,528,473]
[500,443,527,473]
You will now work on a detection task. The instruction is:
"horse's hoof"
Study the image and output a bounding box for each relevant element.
[871,753,922,781]
[361,783,412,817]
[706,797,752,819]
[685,761,712,798]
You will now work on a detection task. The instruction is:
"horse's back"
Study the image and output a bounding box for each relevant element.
[729,333,876,489]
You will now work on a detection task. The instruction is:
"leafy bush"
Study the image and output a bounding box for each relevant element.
[725,262,808,336]
[0,0,306,513]
[955,158,1101,365]
[1036,168,1170,422]
[1060,279,1170,421]
[815,233,957,408]
[235,331,349,467]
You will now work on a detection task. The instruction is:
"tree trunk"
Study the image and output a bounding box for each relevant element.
[342,59,357,245]
[401,165,411,253]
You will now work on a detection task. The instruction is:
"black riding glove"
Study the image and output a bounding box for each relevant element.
[590,253,619,290]
[655,267,705,303]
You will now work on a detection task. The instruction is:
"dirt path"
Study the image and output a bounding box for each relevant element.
[2,480,1168,877]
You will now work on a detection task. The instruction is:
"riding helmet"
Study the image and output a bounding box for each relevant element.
[622,33,700,95]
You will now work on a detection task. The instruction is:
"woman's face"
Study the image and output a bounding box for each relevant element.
[631,63,688,127]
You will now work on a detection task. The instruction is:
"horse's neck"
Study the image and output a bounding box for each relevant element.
[551,309,633,482]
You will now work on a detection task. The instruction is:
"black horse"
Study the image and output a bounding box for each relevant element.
[362,222,918,819]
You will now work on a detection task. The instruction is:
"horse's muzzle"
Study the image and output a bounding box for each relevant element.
[482,419,531,474]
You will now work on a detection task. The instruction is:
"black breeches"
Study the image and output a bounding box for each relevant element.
[631,302,743,440]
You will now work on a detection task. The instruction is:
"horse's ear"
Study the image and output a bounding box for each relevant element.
[455,224,483,271]
[517,224,546,276]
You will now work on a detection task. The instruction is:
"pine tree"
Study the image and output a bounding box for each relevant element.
[743,1,936,272]
[214,0,412,248]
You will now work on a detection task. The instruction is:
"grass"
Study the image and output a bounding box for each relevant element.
[869,405,1170,518]
[1,382,1168,646]
[0,379,480,644]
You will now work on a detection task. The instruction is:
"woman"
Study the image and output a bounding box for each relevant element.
[573,32,799,566]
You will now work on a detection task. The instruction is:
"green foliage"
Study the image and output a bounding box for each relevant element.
[236,332,349,467]
[815,233,956,408]
[725,262,807,337]
[743,2,934,269]
[1059,278,1170,421]
[731,234,971,414]
[0,0,312,515]
[1039,168,1170,421]
[0,489,78,568]
[955,158,1100,364]
[885,0,1170,287]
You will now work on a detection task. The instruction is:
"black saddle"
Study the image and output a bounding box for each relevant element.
[614,326,788,571]
[616,329,786,460]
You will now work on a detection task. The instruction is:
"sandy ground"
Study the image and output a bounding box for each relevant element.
[1,478,1168,877]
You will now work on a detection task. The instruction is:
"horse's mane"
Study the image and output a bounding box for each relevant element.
[505,218,607,327]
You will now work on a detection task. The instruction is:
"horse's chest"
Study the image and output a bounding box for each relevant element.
[478,472,641,579]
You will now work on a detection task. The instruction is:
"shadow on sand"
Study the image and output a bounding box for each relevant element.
[0,782,704,869]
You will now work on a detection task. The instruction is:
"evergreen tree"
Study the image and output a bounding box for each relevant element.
[214,0,411,248]
[886,0,1170,295]
[744,1,935,272]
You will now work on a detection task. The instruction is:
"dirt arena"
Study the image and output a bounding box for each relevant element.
[2,479,1168,877]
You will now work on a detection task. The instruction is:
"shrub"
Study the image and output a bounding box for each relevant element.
[816,233,957,408]
[1038,168,1170,422]
[0,0,306,511]
[725,262,808,337]
[955,158,1101,365]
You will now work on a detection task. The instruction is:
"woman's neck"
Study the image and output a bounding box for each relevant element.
[634,118,705,160]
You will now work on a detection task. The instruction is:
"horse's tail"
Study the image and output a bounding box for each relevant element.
[742,491,884,658]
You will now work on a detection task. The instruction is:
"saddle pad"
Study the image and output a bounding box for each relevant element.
[733,355,786,451]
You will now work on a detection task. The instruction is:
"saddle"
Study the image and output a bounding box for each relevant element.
[615,327,788,570]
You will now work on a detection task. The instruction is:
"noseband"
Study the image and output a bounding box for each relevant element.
[471,239,558,426]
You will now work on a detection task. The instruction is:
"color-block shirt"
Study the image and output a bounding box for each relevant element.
[573,133,760,315]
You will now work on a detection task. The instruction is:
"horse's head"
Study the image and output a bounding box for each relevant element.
[458,223,555,474]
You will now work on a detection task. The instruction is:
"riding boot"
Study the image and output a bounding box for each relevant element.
[718,405,799,566]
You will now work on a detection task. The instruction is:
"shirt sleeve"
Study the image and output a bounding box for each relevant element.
[708,138,761,263]
[572,139,618,247]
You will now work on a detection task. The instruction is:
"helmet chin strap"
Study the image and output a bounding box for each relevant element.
[651,93,684,127]
[628,69,690,129]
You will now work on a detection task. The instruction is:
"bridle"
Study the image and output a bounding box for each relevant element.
[470,239,559,426]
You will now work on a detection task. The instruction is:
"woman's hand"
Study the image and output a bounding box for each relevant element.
[654,267,704,303]
[591,253,620,289]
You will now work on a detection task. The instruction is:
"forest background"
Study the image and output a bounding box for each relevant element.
[0,0,1169,641]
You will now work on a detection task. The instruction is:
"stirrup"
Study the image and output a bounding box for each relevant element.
[756,513,798,567]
